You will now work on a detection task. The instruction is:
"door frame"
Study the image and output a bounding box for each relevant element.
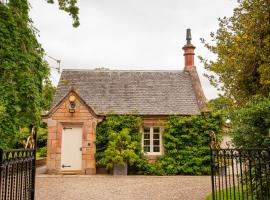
[60,124,83,174]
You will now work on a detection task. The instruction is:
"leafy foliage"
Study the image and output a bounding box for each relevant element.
[16,126,48,158]
[200,0,270,106]
[96,115,165,175]
[0,0,49,148]
[46,0,80,27]
[98,128,140,169]
[41,80,56,111]
[0,0,72,148]
[17,126,47,148]
[231,96,270,148]
[157,113,223,175]
[230,96,270,200]
[96,114,223,175]
[208,96,233,114]
[96,115,143,167]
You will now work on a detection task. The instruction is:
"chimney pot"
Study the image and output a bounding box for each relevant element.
[183,28,195,70]
[186,28,192,44]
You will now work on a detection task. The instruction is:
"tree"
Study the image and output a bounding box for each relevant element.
[200,0,270,106]
[46,0,79,27]
[231,96,270,148]
[208,96,233,114]
[0,0,78,148]
[41,80,56,111]
[200,0,270,149]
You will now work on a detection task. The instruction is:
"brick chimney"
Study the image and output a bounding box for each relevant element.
[182,28,195,70]
[182,29,207,111]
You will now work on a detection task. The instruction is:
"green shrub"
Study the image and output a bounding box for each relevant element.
[96,115,143,167]
[232,96,270,148]
[98,128,139,169]
[38,146,47,158]
[129,157,165,175]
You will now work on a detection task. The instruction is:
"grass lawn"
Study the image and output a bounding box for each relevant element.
[205,185,254,200]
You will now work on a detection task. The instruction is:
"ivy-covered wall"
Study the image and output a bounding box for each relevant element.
[95,113,222,175]
[158,113,222,175]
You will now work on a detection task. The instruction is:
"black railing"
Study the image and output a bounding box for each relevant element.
[210,148,270,200]
[0,128,37,200]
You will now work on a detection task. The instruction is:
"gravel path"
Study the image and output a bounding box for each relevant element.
[36,175,211,200]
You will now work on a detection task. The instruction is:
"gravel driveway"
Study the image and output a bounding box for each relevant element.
[36,175,211,200]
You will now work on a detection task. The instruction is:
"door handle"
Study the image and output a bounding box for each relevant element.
[80,147,82,151]
[62,164,71,168]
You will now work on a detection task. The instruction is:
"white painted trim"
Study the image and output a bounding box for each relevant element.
[142,126,163,155]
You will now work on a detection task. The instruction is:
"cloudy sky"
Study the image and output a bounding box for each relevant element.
[29,0,237,99]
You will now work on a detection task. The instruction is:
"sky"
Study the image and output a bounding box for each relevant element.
[29,0,237,99]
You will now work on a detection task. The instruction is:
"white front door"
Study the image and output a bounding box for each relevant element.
[61,126,82,172]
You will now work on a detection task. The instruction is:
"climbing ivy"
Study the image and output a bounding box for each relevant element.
[0,0,49,148]
[0,0,76,148]
[157,113,223,175]
[96,113,223,175]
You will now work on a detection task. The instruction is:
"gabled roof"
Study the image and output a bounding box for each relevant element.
[51,69,202,116]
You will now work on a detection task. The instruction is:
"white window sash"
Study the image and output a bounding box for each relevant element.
[142,126,162,155]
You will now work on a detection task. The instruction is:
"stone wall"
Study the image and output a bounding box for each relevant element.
[43,92,99,175]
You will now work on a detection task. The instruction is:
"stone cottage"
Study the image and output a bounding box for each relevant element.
[42,29,207,174]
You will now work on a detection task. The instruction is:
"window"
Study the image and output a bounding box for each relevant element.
[142,127,162,155]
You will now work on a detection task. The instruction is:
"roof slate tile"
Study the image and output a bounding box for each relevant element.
[52,70,201,115]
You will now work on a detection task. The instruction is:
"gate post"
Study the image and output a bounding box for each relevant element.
[210,146,215,200]
[31,127,38,200]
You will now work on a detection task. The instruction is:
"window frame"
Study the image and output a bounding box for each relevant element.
[142,126,162,155]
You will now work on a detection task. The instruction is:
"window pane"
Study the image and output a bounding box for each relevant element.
[144,127,150,133]
[153,147,160,152]
[144,146,150,152]
[144,134,150,139]
[153,134,160,139]
[153,127,160,133]
[144,140,150,145]
[153,140,160,145]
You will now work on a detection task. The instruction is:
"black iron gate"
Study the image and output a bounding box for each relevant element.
[210,148,270,200]
[0,128,37,200]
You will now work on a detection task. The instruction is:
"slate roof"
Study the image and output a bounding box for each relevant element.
[51,69,201,115]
